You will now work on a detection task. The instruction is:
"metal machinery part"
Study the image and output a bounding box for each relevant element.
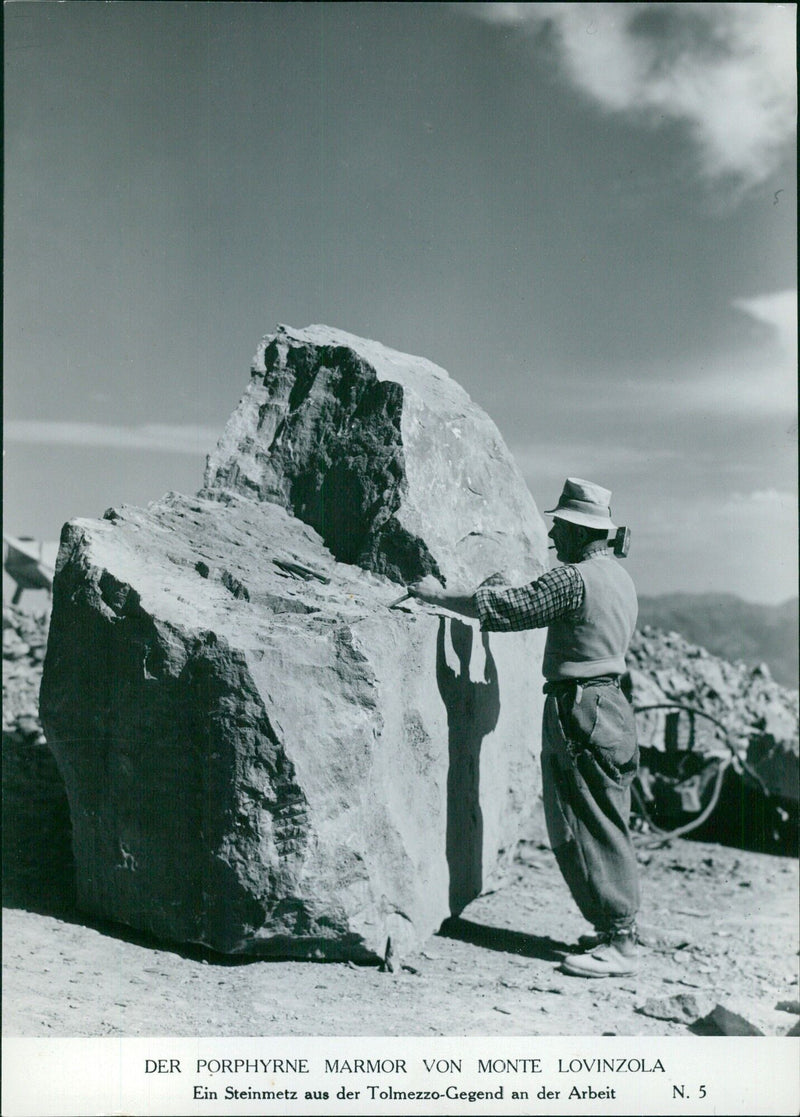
[631,703,772,842]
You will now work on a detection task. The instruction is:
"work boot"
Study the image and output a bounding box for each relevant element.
[561,928,639,978]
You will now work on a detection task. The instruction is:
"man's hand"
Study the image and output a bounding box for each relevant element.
[408,577,479,620]
[407,575,446,606]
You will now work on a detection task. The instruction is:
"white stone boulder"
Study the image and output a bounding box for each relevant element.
[40,326,548,959]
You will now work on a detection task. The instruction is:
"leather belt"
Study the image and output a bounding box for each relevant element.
[543,675,620,696]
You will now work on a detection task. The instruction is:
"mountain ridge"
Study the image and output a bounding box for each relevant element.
[637,592,798,689]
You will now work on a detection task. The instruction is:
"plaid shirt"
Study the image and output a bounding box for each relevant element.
[474,542,609,632]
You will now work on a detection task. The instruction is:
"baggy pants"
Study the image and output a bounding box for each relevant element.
[541,681,640,933]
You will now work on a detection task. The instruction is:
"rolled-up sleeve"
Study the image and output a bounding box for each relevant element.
[474,565,584,632]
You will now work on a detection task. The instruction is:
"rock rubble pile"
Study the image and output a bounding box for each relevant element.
[2,605,73,906]
[3,605,48,729]
[628,625,798,805]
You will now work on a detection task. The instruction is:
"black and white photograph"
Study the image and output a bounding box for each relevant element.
[3,3,798,1114]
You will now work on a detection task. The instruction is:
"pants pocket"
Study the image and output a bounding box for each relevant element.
[559,688,600,746]
[587,690,638,786]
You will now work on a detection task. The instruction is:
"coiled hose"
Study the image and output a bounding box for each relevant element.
[631,703,771,843]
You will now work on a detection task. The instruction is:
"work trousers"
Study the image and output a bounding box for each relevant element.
[541,681,640,934]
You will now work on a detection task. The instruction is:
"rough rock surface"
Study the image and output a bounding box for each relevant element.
[203,324,540,589]
[39,326,548,960]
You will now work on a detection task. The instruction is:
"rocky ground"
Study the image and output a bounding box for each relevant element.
[3,603,799,1038]
[3,817,798,1038]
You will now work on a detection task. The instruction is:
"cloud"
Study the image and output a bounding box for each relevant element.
[459,2,796,188]
[460,1,533,25]
[623,293,798,418]
[4,421,220,455]
[689,290,796,416]
[732,289,798,360]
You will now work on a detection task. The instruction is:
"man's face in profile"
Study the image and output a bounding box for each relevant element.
[548,517,576,563]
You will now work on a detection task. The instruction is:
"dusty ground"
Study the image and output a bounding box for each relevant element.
[3,811,798,1039]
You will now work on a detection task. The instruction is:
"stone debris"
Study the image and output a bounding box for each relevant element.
[3,606,49,732]
[639,994,792,1037]
[689,1003,765,1036]
[776,999,800,1015]
[636,993,711,1023]
[2,605,74,906]
[637,925,690,952]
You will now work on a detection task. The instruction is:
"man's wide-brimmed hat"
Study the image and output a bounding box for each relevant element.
[545,477,616,531]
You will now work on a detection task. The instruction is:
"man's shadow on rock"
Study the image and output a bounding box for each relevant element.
[435,619,574,960]
[436,616,500,916]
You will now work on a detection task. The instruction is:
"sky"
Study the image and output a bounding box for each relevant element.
[4,1,797,604]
